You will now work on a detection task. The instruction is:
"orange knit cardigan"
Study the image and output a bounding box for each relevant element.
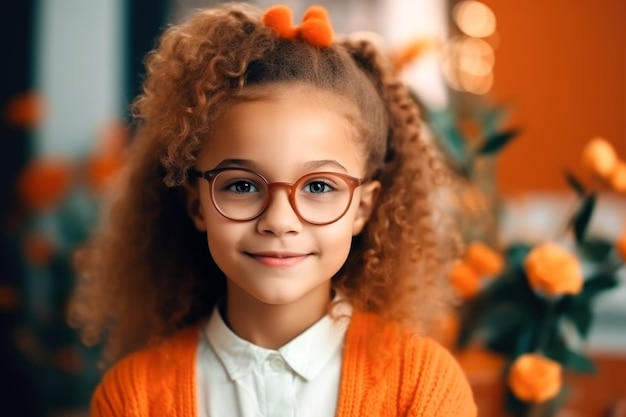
[91,313,476,416]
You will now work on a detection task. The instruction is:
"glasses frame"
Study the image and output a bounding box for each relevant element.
[190,167,364,225]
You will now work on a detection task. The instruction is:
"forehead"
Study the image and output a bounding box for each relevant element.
[236,82,353,106]
[198,83,366,176]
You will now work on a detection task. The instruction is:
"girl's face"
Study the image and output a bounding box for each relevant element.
[187,83,379,314]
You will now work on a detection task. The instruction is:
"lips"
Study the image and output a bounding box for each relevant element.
[245,251,311,267]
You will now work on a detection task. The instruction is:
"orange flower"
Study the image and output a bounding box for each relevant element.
[524,243,583,296]
[96,120,129,156]
[508,354,562,403]
[86,120,128,193]
[450,261,481,299]
[609,161,626,193]
[391,38,434,72]
[17,159,74,211]
[465,241,504,276]
[616,231,626,261]
[0,285,19,310]
[4,91,46,128]
[581,137,618,178]
[85,154,123,193]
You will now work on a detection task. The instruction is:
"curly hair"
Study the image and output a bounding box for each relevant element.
[69,3,458,367]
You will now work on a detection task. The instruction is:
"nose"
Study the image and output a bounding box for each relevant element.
[256,185,302,236]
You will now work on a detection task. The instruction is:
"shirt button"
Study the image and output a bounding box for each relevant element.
[269,355,286,371]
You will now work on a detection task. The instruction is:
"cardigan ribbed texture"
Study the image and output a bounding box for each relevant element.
[91,312,476,416]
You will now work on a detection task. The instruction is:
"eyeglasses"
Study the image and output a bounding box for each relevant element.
[190,167,364,225]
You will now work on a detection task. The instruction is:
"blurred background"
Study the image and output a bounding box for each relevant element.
[1,1,624,416]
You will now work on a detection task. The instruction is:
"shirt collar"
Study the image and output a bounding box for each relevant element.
[205,303,351,382]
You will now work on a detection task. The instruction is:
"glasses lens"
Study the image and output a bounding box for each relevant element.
[294,173,352,224]
[212,170,267,220]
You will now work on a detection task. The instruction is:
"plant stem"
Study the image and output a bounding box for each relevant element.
[534,299,556,353]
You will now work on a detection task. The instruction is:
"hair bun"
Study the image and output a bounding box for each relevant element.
[263,4,334,47]
[302,5,329,22]
[263,5,299,39]
[301,5,333,47]
[300,18,333,47]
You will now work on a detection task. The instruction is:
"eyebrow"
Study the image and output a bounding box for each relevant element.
[212,159,349,173]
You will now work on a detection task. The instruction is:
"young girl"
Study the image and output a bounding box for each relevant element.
[70,3,476,416]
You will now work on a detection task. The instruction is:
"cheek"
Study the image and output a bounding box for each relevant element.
[204,221,247,274]
[205,219,243,247]
[316,220,355,258]
[201,201,245,251]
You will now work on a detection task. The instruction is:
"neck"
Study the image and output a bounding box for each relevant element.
[224,283,332,349]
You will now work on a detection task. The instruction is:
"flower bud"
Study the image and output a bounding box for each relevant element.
[450,261,481,299]
[524,243,583,296]
[465,241,504,276]
[18,159,74,211]
[508,354,562,403]
[581,137,618,178]
[609,161,626,193]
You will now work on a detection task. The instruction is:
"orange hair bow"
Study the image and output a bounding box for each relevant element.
[263,5,334,47]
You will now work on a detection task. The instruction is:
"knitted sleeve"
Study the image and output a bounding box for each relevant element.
[90,350,151,417]
[90,326,199,417]
[407,337,477,417]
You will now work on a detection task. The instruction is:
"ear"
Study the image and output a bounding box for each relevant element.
[352,180,380,236]
[184,183,208,232]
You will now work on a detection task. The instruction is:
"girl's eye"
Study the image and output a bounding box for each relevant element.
[304,180,334,193]
[227,180,259,193]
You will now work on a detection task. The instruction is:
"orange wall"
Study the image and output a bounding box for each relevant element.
[482,1,626,194]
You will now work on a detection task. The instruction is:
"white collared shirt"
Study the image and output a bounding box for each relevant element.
[196,307,351,417]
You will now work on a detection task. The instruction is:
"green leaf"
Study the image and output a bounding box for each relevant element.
[444,127,468,163]
[482,303,528,354]
[571,194,596,243]
[543,331,568,363]
[457,272,534,350]
[564,304,593,338]
[510,319,538,357]
[477,128,521,155]
[578,239,613,262]
[505,243,533,268]
[542,384,571,417]
[479,104,512,137]
[543,331,597,374]
[564,171,587,196]
[562,272,618,338]
[563,350,597,374]
[504,385,533,416]
[427,110,468,164]
[580,272,619,298]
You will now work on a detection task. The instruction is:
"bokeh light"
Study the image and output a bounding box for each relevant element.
[457,37,494,76]
[453,0,496,38]
[442,35,495,94]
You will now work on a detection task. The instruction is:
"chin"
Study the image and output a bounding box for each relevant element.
[253,290,305,306]
[250,283,330,308]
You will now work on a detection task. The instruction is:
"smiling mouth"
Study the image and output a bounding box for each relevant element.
[245,252,311,267]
